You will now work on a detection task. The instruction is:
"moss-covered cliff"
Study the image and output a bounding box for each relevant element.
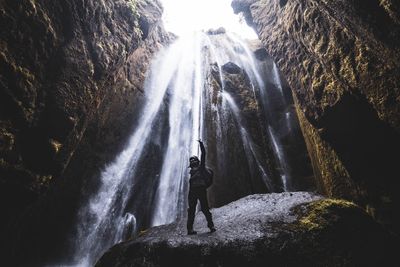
[0,0,172,264]
[232,0,400,233]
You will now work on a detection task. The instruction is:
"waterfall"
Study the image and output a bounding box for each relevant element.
[222,91,272,190]
[269,62,294,191]
[151,32,205,226]
[60,32,209,267]
[272,62,284,97]
[58,31,299,267]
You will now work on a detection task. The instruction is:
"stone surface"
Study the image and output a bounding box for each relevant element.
[204,55,281,207]
[206,27,227,35]
[0,0,173,264]
[97,192,393,267]
[232,0,400,233]
[204,37,314,207]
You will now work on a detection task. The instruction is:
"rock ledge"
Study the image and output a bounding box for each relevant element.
[97,192,392,267]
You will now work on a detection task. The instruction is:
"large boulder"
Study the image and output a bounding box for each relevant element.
[232,0,400,233]
[97,192,393,267]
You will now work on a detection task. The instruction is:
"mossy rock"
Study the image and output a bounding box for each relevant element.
[97,194,396,267]
[295,198,359,231]
[274,198,396,266]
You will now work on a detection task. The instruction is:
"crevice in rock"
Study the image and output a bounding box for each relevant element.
[279,0,288,8]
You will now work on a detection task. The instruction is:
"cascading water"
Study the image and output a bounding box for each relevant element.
[222,91,272,190]
[57,30,302,267]
[151,33,205,226]
[253,58,295,192]
[63,36,197,267]
[272,62,284,97]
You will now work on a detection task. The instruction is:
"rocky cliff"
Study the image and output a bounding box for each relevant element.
[232,0,400,233]
[97,192,393,267]
[203,34,314,208]
[204,57,281,207]
[0,0,172,264]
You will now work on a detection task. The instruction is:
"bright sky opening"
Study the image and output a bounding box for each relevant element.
[160,0,258,39]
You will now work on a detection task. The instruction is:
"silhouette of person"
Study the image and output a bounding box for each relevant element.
[187,140,216,235]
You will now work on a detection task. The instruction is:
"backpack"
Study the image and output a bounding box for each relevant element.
[204,167,214,188]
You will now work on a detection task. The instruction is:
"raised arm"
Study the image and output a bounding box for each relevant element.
[199,140,206,169]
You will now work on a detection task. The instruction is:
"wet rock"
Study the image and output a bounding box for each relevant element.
[253,47,268,61]
[205,57,283,207]
[206,27,227,35]
[221,62,242,74]
[232,0,400,233]
[204,36,314,207]
[0,0,173,264]
[97,192,393,267]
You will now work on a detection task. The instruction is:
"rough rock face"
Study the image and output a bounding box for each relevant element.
[0,0,172,264]
[245,40,315,192]
[204,38,314,208]
[97,192,393,267]
[205,59,279,207]
[232,0,400,233]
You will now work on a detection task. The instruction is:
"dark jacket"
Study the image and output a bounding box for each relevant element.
[189,142,207,188]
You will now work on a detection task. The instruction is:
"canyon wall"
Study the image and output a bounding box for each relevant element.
[0,0,172,264]
[233,0,400,233]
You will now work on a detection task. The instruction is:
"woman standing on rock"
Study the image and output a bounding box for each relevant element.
[187,140,216,235]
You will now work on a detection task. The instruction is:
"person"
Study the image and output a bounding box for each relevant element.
[187,140,216,235]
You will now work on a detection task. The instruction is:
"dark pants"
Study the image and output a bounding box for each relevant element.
[187,187,214,231]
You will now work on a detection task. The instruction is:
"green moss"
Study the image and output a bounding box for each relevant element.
[379,0,400,24]
[32,175,53,191]
[49,138,62,154]
[127,0,143,39]
[139,229,148,236]
[293,95,352,197]
[0,130,15,151]
[0,50,36,85]
[296,199,358,231]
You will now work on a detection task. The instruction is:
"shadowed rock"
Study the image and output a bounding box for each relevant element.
[97,192,393,267]
[0,0,173,264]
[222,62,242,74]
[232,0,400,234]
